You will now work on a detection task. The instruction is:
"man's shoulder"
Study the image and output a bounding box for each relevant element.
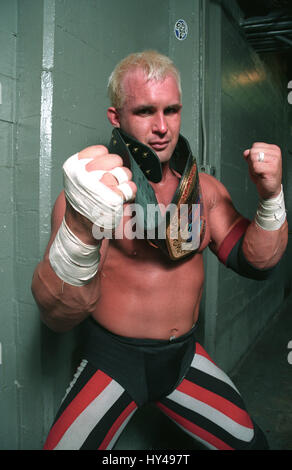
[198,171,225,189]
[198,171,217,187]
[198,172,227,210]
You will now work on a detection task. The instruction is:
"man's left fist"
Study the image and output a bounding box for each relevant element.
[243,142,282,200]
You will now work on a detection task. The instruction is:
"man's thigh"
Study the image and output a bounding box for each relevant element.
[156,343,268,450]
[43,359,138,450]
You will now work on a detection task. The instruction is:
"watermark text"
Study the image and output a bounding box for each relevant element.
[288,80,292,105]
[92,203,201,252]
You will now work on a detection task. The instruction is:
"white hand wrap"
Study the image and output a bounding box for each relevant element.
[255,185,286,231]
[49,218,100,286]
[63,153,133,230]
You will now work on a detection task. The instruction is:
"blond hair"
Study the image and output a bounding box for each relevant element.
[107,50,181,109]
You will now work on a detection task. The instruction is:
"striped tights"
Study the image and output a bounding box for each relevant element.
[43,342,268,450]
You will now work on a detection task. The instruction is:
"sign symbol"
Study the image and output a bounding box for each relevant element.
[174,19,188,41]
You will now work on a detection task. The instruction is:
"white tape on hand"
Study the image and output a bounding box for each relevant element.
[63,153,125,230]
[255,185,286,231]
[109,167,129,185]
[118,182,134,202]
[49,218,100,286]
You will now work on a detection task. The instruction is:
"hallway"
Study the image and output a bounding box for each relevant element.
[231,292,292,450]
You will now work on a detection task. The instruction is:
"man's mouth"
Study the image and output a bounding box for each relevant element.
[149,141,169,151]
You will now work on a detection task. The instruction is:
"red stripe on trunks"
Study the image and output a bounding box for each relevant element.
[157,402,233,450]
[98,401,137,450]
[177,379,254,428]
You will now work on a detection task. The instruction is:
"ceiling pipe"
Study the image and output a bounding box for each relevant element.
[246,28,292,37]
[275,34,292,46]
[240,12,292,26]
[242,19,292,30]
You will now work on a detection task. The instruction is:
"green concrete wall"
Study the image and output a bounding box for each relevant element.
[0,0,290,450]
[214,7,290,371]
[0,0,18,450]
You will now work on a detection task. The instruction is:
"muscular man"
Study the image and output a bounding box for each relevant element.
[32,51,288,450]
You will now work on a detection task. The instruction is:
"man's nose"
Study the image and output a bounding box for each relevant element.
[152,112,167,134]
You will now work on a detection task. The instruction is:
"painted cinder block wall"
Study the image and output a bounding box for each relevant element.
[0,0,290,450]
[0,0,18,450]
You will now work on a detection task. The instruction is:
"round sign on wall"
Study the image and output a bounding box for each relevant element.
[174,19,188,41]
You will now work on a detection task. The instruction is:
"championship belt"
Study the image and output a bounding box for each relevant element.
[108,128,205,261]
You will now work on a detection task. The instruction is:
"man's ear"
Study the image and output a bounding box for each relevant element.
[107,107,121,127]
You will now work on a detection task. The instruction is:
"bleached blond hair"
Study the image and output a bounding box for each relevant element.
[107,50,181,109]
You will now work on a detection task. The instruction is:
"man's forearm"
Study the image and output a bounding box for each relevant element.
[242,183,288,269]
[31,258,100,332]
[242,219,288,270]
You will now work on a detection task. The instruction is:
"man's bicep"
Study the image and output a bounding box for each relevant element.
[206,178,277,280]
[207,178,245,257]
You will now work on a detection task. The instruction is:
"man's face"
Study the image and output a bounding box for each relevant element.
[108,69,182,163]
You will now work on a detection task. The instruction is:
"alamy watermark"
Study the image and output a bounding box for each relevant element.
[287,340,292,365]
[92,202,201,252]
[288,80,292,105]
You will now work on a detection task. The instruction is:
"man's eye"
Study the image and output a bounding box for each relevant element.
[136,108,153,116]
[165,106,180,115]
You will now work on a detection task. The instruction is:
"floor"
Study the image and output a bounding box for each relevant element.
[115,293,292,450]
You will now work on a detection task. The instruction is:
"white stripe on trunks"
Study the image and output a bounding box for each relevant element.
[190,353,240,393]
[165,389,254,442]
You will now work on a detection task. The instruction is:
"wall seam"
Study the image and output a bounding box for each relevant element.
[13,0,20,449]
[201,0,222,358]
[39,0,56,444]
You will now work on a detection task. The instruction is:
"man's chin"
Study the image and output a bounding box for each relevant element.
[151,147,173,163]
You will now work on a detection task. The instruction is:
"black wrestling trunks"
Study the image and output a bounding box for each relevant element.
[83,318,197,407]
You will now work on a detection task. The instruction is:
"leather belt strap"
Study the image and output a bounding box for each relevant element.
[108,128,205,260]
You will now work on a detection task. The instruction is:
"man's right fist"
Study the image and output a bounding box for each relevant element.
[78,145,136,202]
[63,145,137,232]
